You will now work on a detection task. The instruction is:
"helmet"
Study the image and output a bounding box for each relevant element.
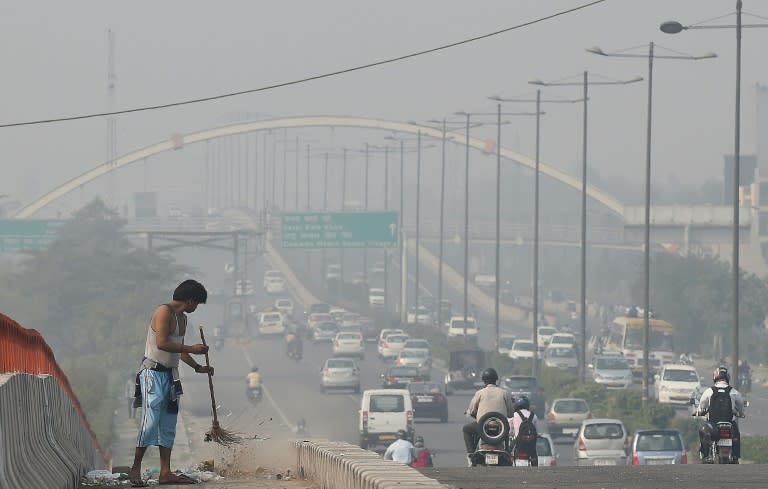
[397,429,408,440]
[713,366,730,384]
[481,368,498,385]
[515,396,530,411]
[251,366,259,372]
[414,435,424,448]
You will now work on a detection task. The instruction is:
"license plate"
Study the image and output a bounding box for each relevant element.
[593,459,616,466]
[380,435,395,440]
[417,396,433,403]
[485,454,499,465]
[563,428,578,435]
[718,439,733,446]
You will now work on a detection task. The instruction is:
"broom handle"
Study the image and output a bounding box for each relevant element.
[199,325,219,425]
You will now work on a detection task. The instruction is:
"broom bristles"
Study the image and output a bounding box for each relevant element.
[205,421,244,447]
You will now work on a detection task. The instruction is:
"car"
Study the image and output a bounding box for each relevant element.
[655,364,703,405]
[368,288,385,308]
[543,345,578,370]
[591,355,633,389]
[510,434,558,467]
[574,418,629,466]
[508,339,536,360]
[320,358,360,394]
[312,321,339,343]
[537,326,557,348]
[444,349,485,395]
[381,365,423,388]
[265,276,286,294]
[402,339,430,356]
[629,429,687,465]
[546,398,592,439]
[446,316,478,340]
[378,333,409,360]
[308,302,331,316]
[497,334,516,356]
[359,319,379,343]
[308,313,333,332]
[341,312,362,328]
[263,270,283,288]
[325,263,342,281]
[500,375,546,418]
[329,307,346,322]
[549,333,576,348]
[394,349,432,379]
[407,381,448,422]
[359,389,414,449]
[332,332,365,359]
[274,298,294,318]
[257,311,285,336]
[378,328,405,344]
[407,306,432,326]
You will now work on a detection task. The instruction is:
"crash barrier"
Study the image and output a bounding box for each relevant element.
[293,440,448,489]
[0,313,107,489]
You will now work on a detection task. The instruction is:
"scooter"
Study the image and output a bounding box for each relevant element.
[469,412,513,467]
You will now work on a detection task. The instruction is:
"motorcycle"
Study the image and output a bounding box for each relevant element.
[287,349,302,361]
[246,386,263,405]
[691,398,746,464]
[738,371,752,394]
[468,412,513,467]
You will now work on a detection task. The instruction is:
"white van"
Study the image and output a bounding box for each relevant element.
[447,316,478,340]
[258,311,285,336]
[359,389,414,449]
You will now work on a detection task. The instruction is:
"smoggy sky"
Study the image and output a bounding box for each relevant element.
[2,0,767,216]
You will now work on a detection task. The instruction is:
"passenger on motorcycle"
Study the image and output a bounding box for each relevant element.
[285,331,303,356]
[384,430,416,465]
[510,396,539,466]
[462,368,516,467]
[695,366,745,463]
[410,435,434,468]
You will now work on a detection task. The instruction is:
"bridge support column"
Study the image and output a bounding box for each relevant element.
[683,224,691,256]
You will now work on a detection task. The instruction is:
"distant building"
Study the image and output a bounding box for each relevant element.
[723,154,756,205]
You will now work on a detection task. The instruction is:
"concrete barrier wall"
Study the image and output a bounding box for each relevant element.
[0,373,104,489]
[293,440,448,489]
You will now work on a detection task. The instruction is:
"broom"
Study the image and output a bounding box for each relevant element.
[199,325,242,447]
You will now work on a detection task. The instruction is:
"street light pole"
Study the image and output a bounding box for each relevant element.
[384,145,390,313]
[438,119,447,331]
[733,0,743,382]
[463,113,471,339]
[364,142,370,286]
[400,140,406,324]
[494,104,502,353]
[415,131,422,317]
[533,90,541,377]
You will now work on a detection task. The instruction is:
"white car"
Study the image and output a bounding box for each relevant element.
[378,333,409,360]
[341,312,362,328]
[258,311,285,336]
[329,307,346,322]
[407,306,432,326]
[378,328,404,344]
[325,263,342,281]
[402,339,430,356]
[508,339,536,360]
[265,277,286,294]
[498,334,516,356]
[263,270,283,288]
[543,345,578,369]
[446,316,478,339]
[275,298,294,318]
[655,364,702,405]
[332,332,365,359]
[368,288,385,308]
[537,326,557,348]
[549,333,576,348]
[321,358,360,394]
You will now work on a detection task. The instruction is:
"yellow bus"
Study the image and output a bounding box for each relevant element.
[604,316,674,376]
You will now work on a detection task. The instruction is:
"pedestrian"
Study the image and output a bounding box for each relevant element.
[125,374,137,419]
[128,279,213,487]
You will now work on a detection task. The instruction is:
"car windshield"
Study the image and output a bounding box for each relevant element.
[277,300,291,307]
[584,423,624,439]
[401,349,427,358]
[636,432,682,452]
[319,322,338,331]
[536,437,552,456]
[514,342,534,351]
[663,369,698,382]
[596,357,630,370]
[326,359,355,369]
[390,367,419,376]
[309,303,331,314]
[504,378,535,390]
[551,335,574,345]
[554,399,588,414]
[548,347,576,358]
[338,333,360,340]
[409,383,443,394]
[311,314,332,322]
[499,337,516,349]
[538,327,557,336]
[452,320,476,329]
[370,395,405,413]
[387,335,408,343]
[262,313,281,321]
[405,340,428,349]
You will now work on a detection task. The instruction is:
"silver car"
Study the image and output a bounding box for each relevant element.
[591,355,633,389]
[320,358,360,394]
[395,349,432,380]
[574,418,629,466]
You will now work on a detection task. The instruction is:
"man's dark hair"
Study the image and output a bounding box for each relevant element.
[173,279,207,303]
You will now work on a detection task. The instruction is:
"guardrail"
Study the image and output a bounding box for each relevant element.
[293,440,447,489]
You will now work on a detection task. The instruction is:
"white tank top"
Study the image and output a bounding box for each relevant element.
[144,304,185,368]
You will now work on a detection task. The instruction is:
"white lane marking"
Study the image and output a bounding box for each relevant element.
[240,344,296,432]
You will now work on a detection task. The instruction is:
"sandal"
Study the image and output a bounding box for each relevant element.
[130,479,148,488]
[159,473,198,485]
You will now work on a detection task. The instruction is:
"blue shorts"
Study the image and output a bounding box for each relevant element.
[136,369,178,448]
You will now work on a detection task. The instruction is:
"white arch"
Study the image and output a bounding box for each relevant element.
[13,116,624,218]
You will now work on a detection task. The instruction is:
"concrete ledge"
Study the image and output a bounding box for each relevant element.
[293,439,448,489]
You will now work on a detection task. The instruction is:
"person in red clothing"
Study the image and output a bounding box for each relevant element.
[410,436,433,468]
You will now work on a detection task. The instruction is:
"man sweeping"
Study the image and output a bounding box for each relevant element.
[129,280,213,487]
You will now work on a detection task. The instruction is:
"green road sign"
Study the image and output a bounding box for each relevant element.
[0,219,64,252]
[282,212,398,249]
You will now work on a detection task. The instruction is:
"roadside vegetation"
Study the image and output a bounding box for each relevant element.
[0,199,187,447]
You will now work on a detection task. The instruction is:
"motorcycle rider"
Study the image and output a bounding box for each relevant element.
[285,330,303,358]
[384,429,416,465]
[679,352,693,365]
[246,366,262,399]
[510,396,539,466]
[738,359,752,392]
[462,368,516,467]
[695,366,745,463]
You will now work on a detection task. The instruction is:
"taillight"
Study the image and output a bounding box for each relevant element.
[386,375,396,383]
[719,429,731,439]
[586,412,593,419]
[623,437,630,452]
[578,437,586,451]
[681,449,687,464]
[632,452,639,465]
[362,410,369,430]
[546,413,555,422]
[383,341,389,349]
[550,455,557,466]
[407,410,414,429]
